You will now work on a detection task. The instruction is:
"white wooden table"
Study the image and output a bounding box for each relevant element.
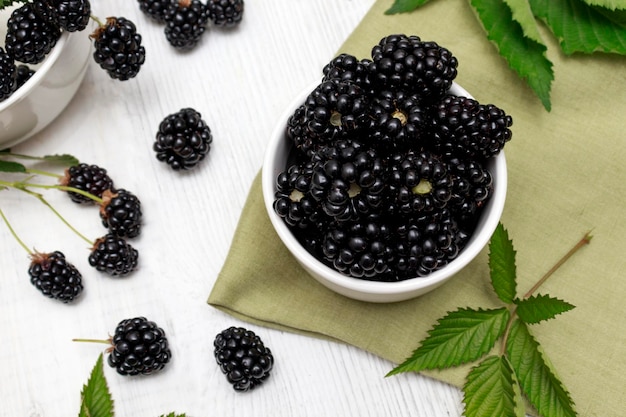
[1,1,466,415]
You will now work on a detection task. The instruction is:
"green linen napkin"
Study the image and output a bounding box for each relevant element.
[208,0,626,415]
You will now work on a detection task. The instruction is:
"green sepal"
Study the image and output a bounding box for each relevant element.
[387,307,510,375]
[489,223,517,304]
[78,354,115,417]
[385,0,434,14]
[515,294,576,324]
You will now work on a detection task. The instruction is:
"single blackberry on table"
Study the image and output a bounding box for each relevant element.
[4,2,61,65]
[310,139,387,223]
[154,107,213,170]
[47,0,92,32]
[108,317,171,376]
[214,326,274,392]
[15,64,35,89]
[369,34,458,100]
[322,54,373,95]
[428,94,513,160]
[163,0,210,50]
[28,251,83,303]
[447,157,493,226]
[386,150,453,216]
[99,189,142,238]
[137,0,173,23]
[0,47,17,102]
[60,163,115,204]
[206,0,244,27]
[90,17,146,81]
[321,216,396,280]
[88,233,139,276]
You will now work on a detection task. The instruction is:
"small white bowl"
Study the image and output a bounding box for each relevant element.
[262,82,507,303]
[0,5,92,149]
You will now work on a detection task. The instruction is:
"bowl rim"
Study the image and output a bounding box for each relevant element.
[262,81,507,297]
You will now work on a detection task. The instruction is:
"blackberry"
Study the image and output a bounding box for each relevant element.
[429,95,513,160]
[49,0,92,32]
[154,107,213,170]
[286,104,317,156]
[368,89,430,151]
[4,2,61,65]
[28,251,83,303]
[206,0,244,27]
[322,54,373,95]
[88,234,139,276]
[309,139,386,223]
[163,0,210,50]
[0,47,17,102]
[60,163,115,204]
[91,17,146,81]
[322,216,395,280]
[108,317,171,376]
[447,157,493,226]
[137,0,172,23]
[369,34,458,100]
[386,150,453,216]
[15,64,35,89]
[214,326,274,392]
[99,189,142,238]
[393,210,469,279]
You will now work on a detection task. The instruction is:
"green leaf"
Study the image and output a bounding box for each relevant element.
[0,160,27,173]
[463,355,525,417]
[387,307,510,375]
[385,0,433,14]
[79,354,115,417]
[593,6,626,26]
[530,0,626,54]
[470,0,554,111]
[489,223,517,304]
[582,0,626,10]
[515,294,575,324]
[158,414,187,417]
[506,319,577,417]
[42,153,80,166]
[503,0,545,43]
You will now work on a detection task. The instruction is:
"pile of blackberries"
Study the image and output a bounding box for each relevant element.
[273,34,513,282]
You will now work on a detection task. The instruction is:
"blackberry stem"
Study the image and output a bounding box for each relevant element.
[0,207,33,255]
[72,338,112,345]
[0,179,104,204]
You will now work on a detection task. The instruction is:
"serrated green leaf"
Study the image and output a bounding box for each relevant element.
[42,153,80,166]
[0,0,21,9]
[463,355,524,417]
[515,294,575,324]
[503,0,545,43]
[385,0,433,14]
[594,6,626,26]
[470,0,554,111]
[79,354,114,417]
[582,0,626,10]
[388,307,510,375]
[506,319,577,417]
[489,223,517,304]
[530,0,626,54]
[0,160,27,173]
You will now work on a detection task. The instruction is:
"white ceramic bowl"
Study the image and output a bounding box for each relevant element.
[0,5,92,149]
[262,82,507,303]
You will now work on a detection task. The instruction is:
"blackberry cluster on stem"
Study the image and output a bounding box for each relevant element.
[273,34,513,282]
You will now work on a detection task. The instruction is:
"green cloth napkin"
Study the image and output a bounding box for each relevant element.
[208,0,626,415]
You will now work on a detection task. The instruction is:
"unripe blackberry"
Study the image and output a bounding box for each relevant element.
[214,326,274,392]
[60,163,115,204]
[88,234,139,276]
[99,189,142,238]
[28,251,83,303]
[206,0,244,27]
[108,317,172,376]
[163,0,210,50]
[0,47,17,102]
[91,17,146,81]
[5,2,61,64]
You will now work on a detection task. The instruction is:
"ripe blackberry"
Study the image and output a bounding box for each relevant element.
[108,317,171,376]
[48,0,92,32]
[206,0,244,27]
[99,189,142,238]
[322,54,373,95]
[369,34,458,100]
[429,95,513,160]
[154,107,213,170]
[368,89,430,151]
[88,234,139,276]
[286,104,317,156]
[4,2,61,65]
[386,150,453,216]
[322,216,395,279]
[447,157,493,226]
[163,0,210,50]
[0,47,17,102]
[15,64,35,89]
[28,251,83,303]
[214,326,274,392]
[310,139,386,223]
[137,0,172,23]
[90,17,146,81]
[60,163,115,204]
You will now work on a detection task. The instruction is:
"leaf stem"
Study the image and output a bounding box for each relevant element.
[0,207,32,255]
[0,179,103,204]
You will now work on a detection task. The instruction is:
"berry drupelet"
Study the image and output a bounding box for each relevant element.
[90,17,146,81]
[206,0,244,27]
[28,251,83,303]
[0,47,17,102]
[15,64,35,89]
[99,189,143,238]
[88,233,139,276]
[163,0,210,50]
[60,163,115,204]
[214,326,274,392]
[108,317,172,376]
[154,107,213,170]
